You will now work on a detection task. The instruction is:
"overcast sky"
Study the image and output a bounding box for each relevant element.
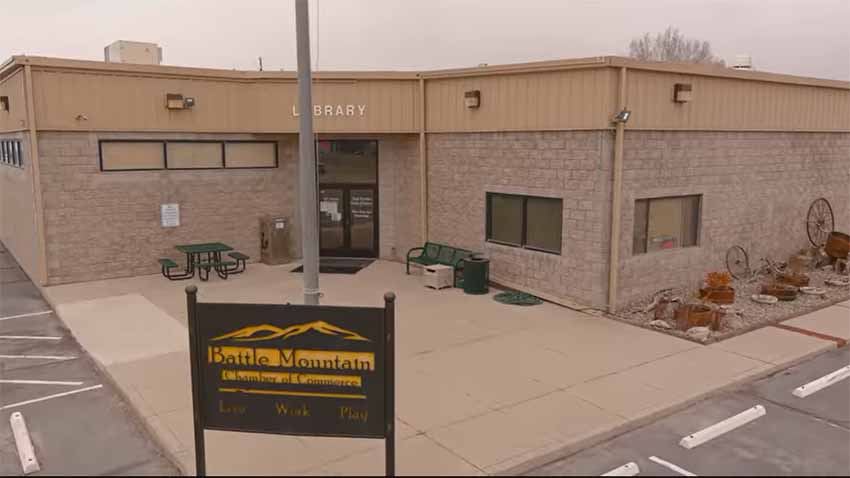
[4,0,849,80]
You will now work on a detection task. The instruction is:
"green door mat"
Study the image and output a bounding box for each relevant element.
[494,291,543,306]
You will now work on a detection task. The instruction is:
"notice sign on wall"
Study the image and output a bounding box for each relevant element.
[185,288,396,475]
[161,203,180,228]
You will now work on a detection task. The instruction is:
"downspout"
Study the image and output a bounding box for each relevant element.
[418,76,428,242]
[22,64,49,286]
[607,66,627,313]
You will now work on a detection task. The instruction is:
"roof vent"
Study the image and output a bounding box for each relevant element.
[732,54,753,70]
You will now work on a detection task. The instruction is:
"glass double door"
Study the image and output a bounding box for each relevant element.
[319,185,378,257]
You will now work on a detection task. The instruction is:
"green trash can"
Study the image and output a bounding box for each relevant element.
[462,256,489,294]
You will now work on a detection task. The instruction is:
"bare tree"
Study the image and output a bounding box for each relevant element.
[629,26,725,66]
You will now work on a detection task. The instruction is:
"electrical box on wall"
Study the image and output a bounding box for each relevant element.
[166,93,195,110]
[464,90,481,109]
[673,83,693,103]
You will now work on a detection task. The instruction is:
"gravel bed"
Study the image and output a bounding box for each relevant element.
[615,267,850,343]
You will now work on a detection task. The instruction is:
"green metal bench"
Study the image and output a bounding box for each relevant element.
[406,242,476,286]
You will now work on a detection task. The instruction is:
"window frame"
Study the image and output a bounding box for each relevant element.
[633,194,702,255]
[485,192,563,255]
[98,139,279,172]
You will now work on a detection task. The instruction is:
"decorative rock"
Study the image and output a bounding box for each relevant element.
[724,315,745,330]
[649,320,673,329]
[826,277,850,287]
[751,294,779,304]
[686,326,712,342]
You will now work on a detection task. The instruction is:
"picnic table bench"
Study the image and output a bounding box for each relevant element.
[406,242,477,287]
[159,242,249,281]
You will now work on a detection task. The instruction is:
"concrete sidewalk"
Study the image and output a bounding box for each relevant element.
[41,261,849,475]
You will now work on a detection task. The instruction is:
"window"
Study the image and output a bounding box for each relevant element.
[0,139,23,168]
[166,142,223,169]
[317,140,377,184]
[224,142,278,168]
[486,193,563,254]
[633,195,701,254]
[99,140,278,171]
[100,141,165,170]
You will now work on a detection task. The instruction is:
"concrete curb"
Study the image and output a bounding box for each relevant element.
[495,341,843,476]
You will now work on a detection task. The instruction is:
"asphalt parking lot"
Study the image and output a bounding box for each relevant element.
[528,346,850,476]
[0,243,178,475]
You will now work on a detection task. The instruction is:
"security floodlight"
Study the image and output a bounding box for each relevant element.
[613,110,631,123]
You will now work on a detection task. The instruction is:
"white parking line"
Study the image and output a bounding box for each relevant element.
[0,336,62,341]
[10,412,40,474]
[0,379,84,386]
[679,405,766,449]
[793,365,850,398]
[0,355,76,361]
[649,456,696,476]
[0,311,53,322]
[0,384,103,411]
[602,462,640,476]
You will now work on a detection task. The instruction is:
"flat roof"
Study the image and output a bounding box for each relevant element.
[2,54,848,90]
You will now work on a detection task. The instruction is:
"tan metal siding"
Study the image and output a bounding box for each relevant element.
[626,69,850,131]
[0,70,27,132]
[0,133,41,279]
[425,68,616,132]
[31,69,419,133]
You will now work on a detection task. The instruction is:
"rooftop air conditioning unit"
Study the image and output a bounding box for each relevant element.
[732,54,753,71]
[104,41,163,65]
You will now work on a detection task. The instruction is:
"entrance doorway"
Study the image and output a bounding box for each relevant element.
[317,140,378,257]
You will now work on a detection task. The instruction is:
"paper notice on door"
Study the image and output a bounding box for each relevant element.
[320,200,342,222]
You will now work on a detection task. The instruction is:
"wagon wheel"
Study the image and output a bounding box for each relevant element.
[806,198,834,247]
[726,245,750,280]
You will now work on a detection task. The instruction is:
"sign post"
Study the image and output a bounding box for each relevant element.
[185,286,395,476]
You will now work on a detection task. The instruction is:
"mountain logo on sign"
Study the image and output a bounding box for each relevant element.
[211,321,370,342]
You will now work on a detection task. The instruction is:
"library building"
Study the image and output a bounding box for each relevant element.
[1,45,848,310]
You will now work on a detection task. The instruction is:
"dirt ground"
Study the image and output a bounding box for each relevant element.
[615,267,850,343]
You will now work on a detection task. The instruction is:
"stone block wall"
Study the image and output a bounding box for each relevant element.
[36,132,421,285]
[38,132,298,284]
[375,134,422,261]
[427,131,613,307]
[616,131,850,307]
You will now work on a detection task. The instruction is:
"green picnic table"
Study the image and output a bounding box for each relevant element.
[159,242,250,281]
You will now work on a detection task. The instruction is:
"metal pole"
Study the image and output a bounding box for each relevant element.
[295,0,320,305]
[383,292,396,477]
[185,285,206,476]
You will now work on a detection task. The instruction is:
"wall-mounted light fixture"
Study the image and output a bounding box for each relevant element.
[464,90,481,109]
[612,109,631,123]
[166,93,196,110]
[673,83,693,103]
[0,96,9,112]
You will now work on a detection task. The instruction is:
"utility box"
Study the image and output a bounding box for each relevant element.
[260,216,291,265]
